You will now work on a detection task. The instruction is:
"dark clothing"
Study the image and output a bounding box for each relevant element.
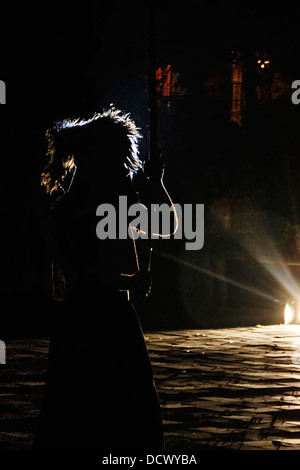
[35,177,164,450]
[35,291,164,450]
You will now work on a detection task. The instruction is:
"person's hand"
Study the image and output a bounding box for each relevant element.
[120,270,152,298]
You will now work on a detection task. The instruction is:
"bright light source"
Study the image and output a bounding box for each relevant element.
[285,303,295,324]
[257,59,262,63]
[260,64,265,68]
[284,301,300,324]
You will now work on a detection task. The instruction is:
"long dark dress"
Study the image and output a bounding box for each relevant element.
[35,174,164,450]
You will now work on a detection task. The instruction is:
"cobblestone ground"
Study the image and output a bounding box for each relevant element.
[2,324,300,450]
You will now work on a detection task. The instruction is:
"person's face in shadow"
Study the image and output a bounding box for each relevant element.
[72,147,134,203]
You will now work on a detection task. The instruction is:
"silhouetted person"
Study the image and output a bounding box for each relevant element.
[35,109,165,450]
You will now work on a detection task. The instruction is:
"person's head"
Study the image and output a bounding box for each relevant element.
[41,108,143,198]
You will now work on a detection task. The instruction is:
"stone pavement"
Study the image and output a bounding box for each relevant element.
[147,325,300,450]
[1,324,300,450]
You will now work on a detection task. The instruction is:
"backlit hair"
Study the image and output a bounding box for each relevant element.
[41,108,142,197]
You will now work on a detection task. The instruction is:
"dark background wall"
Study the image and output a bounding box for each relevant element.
[2,1,300,335]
